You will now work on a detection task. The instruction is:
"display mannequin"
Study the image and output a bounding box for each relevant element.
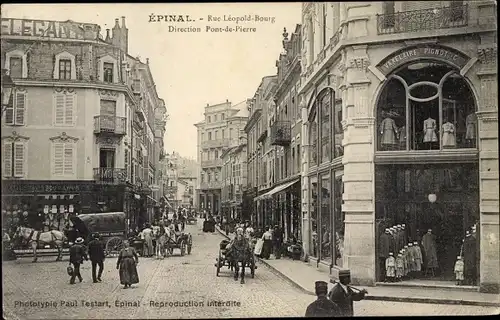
[442,120,456,148]
[423,116,438,149]
[389,227,397,253]
[463,231,477,285]
[397,225,405,252]
[422,229,438,276]
[379,228,392,282]
[465,113,477,146]
[379,116,399,150]
[385,252,396,282]
[395,253,404,282]
[454,256,464,285]
[413,241,423,276]
[407,243,416,278]
[401,224,408,247]
[403,245,410,278]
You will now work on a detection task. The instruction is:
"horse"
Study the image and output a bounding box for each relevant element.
[228,234,253,284]
[14,226,67,262]
[153,225,167,259]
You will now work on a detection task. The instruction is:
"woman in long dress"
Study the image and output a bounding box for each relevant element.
[260,227,273,259]
[116,240,139,289]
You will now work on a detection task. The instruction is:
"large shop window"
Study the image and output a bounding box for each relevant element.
[309,110,318,167]
[377,62,477,151]
[320,93,331,163]
[333,172,344,267]
[310,176,318,257]
[320,173,331,263]
[375,163,479,283]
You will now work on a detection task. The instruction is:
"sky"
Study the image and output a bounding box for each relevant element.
[3,3,302,159]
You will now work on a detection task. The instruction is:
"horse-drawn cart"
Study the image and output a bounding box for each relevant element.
[215,239,256,278]
[70,212,127,257]
[186,212,197,225]
[164,231,193,256]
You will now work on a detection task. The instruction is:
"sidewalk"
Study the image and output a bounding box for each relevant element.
[215,225,500,307]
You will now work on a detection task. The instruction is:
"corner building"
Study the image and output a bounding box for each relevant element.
[1,17,166,236]
[299,2,498,293]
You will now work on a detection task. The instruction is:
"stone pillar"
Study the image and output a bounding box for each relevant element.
[300,94,311,258]
[340,45,376,285]
[476,42,499,293]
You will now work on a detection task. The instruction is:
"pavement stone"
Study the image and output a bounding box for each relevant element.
[2,220,498,319]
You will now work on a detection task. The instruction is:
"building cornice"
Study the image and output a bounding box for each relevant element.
[243,109,262,133]
[275,56,301,99]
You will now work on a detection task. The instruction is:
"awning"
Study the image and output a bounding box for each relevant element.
[254,178,299,201]
[162,196,173,209]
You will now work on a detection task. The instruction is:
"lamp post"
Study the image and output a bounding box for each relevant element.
[2,69,14,116]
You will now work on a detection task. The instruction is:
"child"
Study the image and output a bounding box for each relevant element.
[454,256,464,285]
[413,241,422,276]
[395,253,404,282]
[385,252,396,282]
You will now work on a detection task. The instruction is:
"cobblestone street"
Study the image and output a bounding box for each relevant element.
[3,220,498,319]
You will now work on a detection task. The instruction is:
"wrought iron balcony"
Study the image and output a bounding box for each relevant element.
[94,115,126,135]
[200,181,222,190]
[202,138,230,148]
[93,168,127,184]
[201,159,222,168]
[270,121,291,146]
[377,4,468,35]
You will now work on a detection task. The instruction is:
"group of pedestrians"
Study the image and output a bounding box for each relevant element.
[305,270,368,317]
[68,232,139,289]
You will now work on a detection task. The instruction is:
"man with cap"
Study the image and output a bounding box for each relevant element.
[305,281,341,317]
[88,232,105,283]
[69,237,88,284]
[328,270,367,317]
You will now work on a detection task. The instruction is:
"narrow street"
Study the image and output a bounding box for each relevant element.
[3,220,497,319]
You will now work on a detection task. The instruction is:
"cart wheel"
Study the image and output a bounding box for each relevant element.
[251,260,255,278]
[187,235,193,254]
[105,237,124,256]
[180,240,186,256]
[216,251,222,276]
[187,245,192,255]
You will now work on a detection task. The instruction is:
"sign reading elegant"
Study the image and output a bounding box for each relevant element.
[377,45,471,75]
[1,18,100,40]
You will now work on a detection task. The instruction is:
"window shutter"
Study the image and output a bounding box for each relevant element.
[53,142,64,175]
[63,143,74,175]
[54,94,65,125]
[14,92,26,125]
[13,142,25,177]
[5,105,14,125]
[64,93,75,126]
[3,142,13,177]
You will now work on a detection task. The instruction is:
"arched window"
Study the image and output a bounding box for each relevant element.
[377,62,476,151]
[320,91,331,163]
[309,109,318,167]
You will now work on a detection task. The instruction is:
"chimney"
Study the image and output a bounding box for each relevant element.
[121,16,129,54]
[105,29,111,42]
[112,18,121,47]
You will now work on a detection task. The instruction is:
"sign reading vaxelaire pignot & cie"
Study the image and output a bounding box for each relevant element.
[377,44,471,75]
[1,18,99,40]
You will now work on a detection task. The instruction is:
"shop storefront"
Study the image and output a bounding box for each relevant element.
[304,85,344,270]
[373,54,481,285]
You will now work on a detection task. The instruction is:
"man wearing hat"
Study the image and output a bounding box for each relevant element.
[305,281,341,317]
[88,232,105,283]
[69,237,88,284]
[328,270,367,317]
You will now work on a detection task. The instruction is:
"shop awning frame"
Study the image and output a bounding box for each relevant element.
[162,196,173,209]
[253,178,299,201]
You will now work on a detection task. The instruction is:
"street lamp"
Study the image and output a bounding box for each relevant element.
[2,69,14,115]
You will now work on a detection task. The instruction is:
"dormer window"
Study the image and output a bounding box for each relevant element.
[5,49,28,79]
[53,51,76,80]
[103,63,114,83]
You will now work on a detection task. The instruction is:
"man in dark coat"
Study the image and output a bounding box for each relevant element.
[305,281,341,317]
[88,232,105,283]
[69,237,88,284]
[379,228,392,282]
[328,270,367,317]
[273,225,283,259]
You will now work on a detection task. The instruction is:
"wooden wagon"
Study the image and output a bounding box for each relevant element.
[70,212,127,256]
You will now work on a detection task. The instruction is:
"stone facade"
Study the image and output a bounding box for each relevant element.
[299,1,498,292]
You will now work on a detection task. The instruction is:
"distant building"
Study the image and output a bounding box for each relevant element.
[221,141,247,222]
[194,100,248,214]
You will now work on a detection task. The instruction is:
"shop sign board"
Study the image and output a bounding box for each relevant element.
[1,18,99,40]
[377,44,471,75]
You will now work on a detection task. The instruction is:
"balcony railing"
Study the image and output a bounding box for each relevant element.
[200,181,222,190]
[270,121,291,146]
[93,168,127,184]
[377,4,468,35]
[201,159,222,168]
[202,138,230,148]
[94,115,126,135]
